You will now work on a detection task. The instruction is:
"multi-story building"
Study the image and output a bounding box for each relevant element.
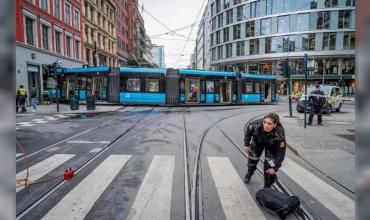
[152,45,166,68]
[16,0,84,104]
[197,0,356,95]
[82,0,116,67]
[194,2,211,70]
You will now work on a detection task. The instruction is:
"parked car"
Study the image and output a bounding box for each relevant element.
[296,85,343,114]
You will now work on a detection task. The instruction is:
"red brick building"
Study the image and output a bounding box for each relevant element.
[115,0,141,66]
[16,0,84,103]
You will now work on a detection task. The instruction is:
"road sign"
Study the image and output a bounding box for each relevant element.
[56,58,63,67]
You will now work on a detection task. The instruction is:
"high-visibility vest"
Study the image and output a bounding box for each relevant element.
[17,88,27,97]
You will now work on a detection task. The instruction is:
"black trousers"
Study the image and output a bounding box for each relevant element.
[18,97,27,112]
[247,145,276,187]
[308,105,322,124]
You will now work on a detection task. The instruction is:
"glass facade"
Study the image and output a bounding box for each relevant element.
[206,0,355,91]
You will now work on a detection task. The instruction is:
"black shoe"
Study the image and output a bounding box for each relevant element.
[307,122,312,125]
[317,123,323,125]
[244,173,252,184]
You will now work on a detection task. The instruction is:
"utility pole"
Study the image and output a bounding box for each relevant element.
[284,58,293,117]
[93,41,97,67]
[304,53,308,128]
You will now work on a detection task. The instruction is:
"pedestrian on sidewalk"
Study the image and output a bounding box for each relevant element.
[243,113,286,188]
[16,85,28,113]
[308,85,326,125]
[30,86,38,112]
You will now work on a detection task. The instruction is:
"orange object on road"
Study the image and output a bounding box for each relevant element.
[63,168,74,180]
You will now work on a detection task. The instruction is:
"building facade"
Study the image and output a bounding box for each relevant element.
[16,0,84,104]
[152,45,166,68]
[82,0,116,67]
[198,0,355,95]
[194,2,211,70]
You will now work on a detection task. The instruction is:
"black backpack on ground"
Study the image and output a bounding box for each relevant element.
[256,188,300,219]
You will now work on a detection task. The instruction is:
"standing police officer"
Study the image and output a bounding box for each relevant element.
[308,85,326,125]
[243,113,286,188]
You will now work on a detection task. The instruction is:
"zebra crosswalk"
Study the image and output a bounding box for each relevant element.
[16,114,77,129]
[16,154,355,220]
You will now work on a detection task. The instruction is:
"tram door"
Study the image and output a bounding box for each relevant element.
[185,78,199,103]
[220,80,232,103]
[264,83,272,102]
[65,76,77,99]
[92,75,107,101]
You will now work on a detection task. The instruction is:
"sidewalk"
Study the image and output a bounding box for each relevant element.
[279,106,355,193]
[16,104,124,116]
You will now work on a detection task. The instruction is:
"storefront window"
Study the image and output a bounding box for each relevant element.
[127,78,141,92]
[145,79,159,92]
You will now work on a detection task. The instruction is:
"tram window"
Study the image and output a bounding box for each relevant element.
[145,79,159,93]
[246,82,253,93]
[254,82,260,93]
[206,81,214,92]
[180,80,185,93]
[127,78,141,92]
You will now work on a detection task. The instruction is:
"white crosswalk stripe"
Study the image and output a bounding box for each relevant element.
[41,155,131,220]
[17,122,36,127]
[89,147,103,153]
[281,158,355,220]
[66,140,110,144]
[127,155,175,220]
[31,119,48,124]
[53,115,69,118]
[207,157,266,220]
[16,153,23,157]
[16,154,75,193]
[43,116,59,121]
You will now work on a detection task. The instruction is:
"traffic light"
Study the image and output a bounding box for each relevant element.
[281,59,290,78]
[48,63,56,77]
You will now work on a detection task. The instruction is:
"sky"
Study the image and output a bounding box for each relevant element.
[138,0,208,68]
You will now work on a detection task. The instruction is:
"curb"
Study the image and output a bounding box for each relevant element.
[16,107,124,116]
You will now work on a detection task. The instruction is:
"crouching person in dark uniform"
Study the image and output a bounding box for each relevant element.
[243,113,286,188]
[308,85,326,125]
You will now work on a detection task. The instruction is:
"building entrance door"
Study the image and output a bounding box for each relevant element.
[27,65,41,104]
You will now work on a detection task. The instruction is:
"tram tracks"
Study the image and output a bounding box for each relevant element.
[16,108,163,219]
[184,107,315,220]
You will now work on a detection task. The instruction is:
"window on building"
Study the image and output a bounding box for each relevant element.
[291,0,310,10]
[210,33,214,46]
[216,30,221,44]
[234,0,241,4]
[25,17,35,46]
[218,14,223,28]
[282,36,289,52]
[297,13,310,31]
[224,0,230,8]
[66,36,71,57]
[346,0,355,6]
[216,0,221,13]
[265,37,272,53]
[42,25,49,50]
[284,0,291,12]
[310,0,317,9]
[226,9,233,25]
[250,1,260,18]
[261,18,271,35]
[266,0,273,15]
[237,5,243,21]
[343,32,355,49]
[65,2,71,25]
[211,17,216,31]
[145,79,159,92]
[249,39,259,55]
[55,31,61,54]
[75,40,80,59]
[54,0,60,18]
[338,10,351,28]
[325,0,338,7]
[289,35,295,51]
[223,27,229,42]
[278,16,289,33]
[127,78,141,92]
[226,43,232,58]
[74,9,80,30]
[84,2,88,16]
[308,33,315,50]
[302,34,309,51]
[317,11,330,29]
[236,41,244,56]
[217,46,223,59]
[233,24,241,39]
[41,0,48,12]
[211,3,215,17]
[245,20,255,37]
[323,32,336,50]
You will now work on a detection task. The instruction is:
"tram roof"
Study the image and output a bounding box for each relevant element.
[241,73,276,80]
[120,67,166,74]
[60,66,110,73]
[179,69,235,77]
